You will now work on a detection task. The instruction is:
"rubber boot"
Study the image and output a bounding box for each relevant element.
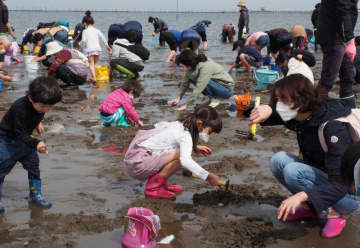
[115,65,136,80]
[0,184,5,212]
[321,217,347,238]
[164,180,183,193]
[145,174,176,200]
[28,179,52,208]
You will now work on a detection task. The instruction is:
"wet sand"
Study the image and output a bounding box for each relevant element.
[1,45,360,248]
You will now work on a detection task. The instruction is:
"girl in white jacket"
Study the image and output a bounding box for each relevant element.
[81,11,111,85]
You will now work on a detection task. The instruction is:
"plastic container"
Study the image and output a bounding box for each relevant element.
[253,68,279,90]
[24,56,40,72]
[263,56,271,66]
[95,65,110,86]
[270,64,281,72]
[0,79,2,92]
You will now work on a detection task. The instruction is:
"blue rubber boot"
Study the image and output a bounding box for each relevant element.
[0,185,5,212]
[28,179,52,208]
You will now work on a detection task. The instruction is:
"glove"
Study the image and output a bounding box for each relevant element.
[345,38,356,63]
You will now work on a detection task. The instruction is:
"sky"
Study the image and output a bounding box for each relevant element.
[6,0,316,12]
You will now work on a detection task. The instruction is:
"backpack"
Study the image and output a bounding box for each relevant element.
[121,207,160,248]
[318,109,360,152]
[127,44,150,61]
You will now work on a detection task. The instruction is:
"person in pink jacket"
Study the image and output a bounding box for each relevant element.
[99,81,144,127]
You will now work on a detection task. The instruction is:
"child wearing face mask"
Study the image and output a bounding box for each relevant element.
[124,105,222,200]
[99,80,144,127]
[248,73,356,238]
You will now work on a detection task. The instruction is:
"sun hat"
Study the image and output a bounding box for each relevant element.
[238,1,246,7]
[45,41,63,56]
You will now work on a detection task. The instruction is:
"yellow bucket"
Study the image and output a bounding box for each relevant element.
[33,46,40,56]
[95,65,110,87]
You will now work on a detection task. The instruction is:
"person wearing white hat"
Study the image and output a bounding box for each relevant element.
[45,41,89,90]
[237,1,249,40]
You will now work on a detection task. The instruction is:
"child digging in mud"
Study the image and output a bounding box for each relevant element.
[99,80,144,127]
[124,105,221,200]
[0,76,62,211]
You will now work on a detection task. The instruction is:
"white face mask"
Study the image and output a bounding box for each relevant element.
[276,101,298,122]
[199,132,210,143]
[129,95,134,100]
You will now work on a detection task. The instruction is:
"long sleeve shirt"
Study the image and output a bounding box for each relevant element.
[81,26,107,53]
[0,96,43,149]
[178,58,235,106]
[139,121,209,180]
[99,89,140,122]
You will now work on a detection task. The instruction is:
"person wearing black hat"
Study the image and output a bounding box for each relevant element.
[228,39,262,73]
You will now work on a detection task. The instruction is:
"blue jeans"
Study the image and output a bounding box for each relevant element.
[0,137,40,183]
[201,80,234,99]
[270,151,360,216]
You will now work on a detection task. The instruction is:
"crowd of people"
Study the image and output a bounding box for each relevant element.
[0,0,360,242]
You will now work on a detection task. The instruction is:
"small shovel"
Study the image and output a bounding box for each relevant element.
[236,96,262,140]
[191,173,230,191]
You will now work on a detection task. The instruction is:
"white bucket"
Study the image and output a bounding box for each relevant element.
[24,56,39,72]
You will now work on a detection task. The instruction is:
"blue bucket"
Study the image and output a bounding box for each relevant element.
[253,68,279,90]
[151,35,158,47]
[270,64,281,72]
[263,56,271,66]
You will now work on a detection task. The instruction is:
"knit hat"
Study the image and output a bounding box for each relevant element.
[45,41,63,56]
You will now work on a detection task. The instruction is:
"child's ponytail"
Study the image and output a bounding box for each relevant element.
[179,105,222,151]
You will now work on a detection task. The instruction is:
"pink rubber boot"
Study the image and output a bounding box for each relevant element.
[164,180,183,193]
[321,217,347,238]
[285,206,318,222]
[145,174,176,200]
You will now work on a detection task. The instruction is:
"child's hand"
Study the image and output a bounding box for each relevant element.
[196,145,212,156]
[138,120,144,127]
[37,141,48,155]
[36,122,44,135]
[106,45,112,54]
[206,173,219,186]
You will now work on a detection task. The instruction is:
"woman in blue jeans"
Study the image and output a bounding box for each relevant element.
[248,74,357,238]
[168,50,234,110]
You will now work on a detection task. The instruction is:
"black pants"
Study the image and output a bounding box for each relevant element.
[110,58,144,75]
[319,44,355,98]
[55,64,86,86]
[160,31,177,51]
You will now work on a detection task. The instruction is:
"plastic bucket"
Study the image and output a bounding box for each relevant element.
[253,68,279,90]
[270,64,281,72]
[24,56,39,72]
[263,56,271,66]
[95,65,110,86]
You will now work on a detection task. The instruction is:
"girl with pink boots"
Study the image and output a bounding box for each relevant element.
[124,106,222,200]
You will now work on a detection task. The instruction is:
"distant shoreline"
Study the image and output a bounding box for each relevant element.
[8,10,312,13]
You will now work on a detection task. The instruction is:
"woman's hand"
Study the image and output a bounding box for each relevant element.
[277,191,308,221]
[249,104,273,125]
[36,122,44,135]
[37,141,48,155]
[168,97,180,106]
[175,104,187,111]
[206,173,220,186]
[196,145,212,156]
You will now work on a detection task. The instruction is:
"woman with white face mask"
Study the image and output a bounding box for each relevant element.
[124,106,222,200]
[249,74,358,238]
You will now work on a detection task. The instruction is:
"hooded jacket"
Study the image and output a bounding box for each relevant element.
[262,99,352,214]
[112,38,149,64]
[317,0,358,45]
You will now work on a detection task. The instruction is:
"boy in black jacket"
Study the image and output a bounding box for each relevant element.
[0,76,62,211]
